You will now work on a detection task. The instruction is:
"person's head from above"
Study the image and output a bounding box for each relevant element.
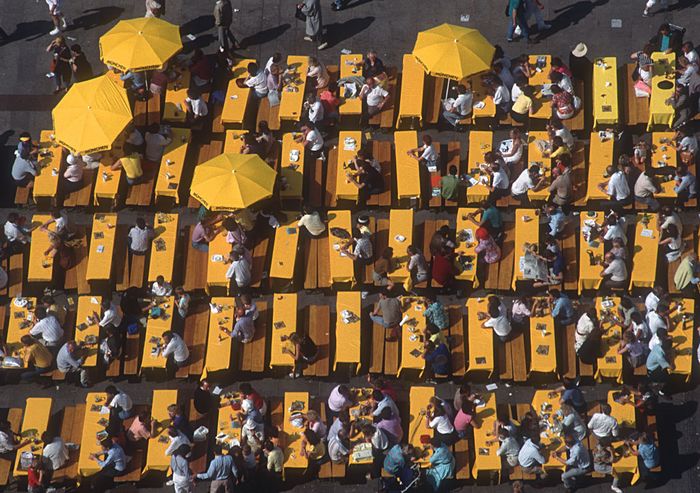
[407,245,419,257]
[167,403,181,418]
[306,409,320,423]
[455,83,468,96]
[445,164,458,179]
[54,35,66,46]
[510,128,521,140]
[257,121,271,136]
[147,122,161,136]
[167,426,180,438]
[19,131,32,144]
[678,56,690,69]
[492,44,505,61]
[239,293,252,307]
[528,164,540,177]
[605,214,620,227]
[135,217,147,230]
[492,60,504,73]
[34,305,48,321]
[675,84,688,97]
[640,44,654,58]
[665,223,680,239]
[551,56,565,69]
[247,62,259,76]
[7,212,20,225]
[676,165,689,178]
[191,48,204,62]
[235,306,245,318]
[263,440,276,453]
[612,237,625,250]
[299,121,313,133]
[658,23,671,36]
[306,92,318,105]
[630,311,644,326]
[377,246,394,262]
[563,433,578,448]
[336,384,352,399]
[155,275,166,286]
[549,85,563,95]
[604,251,616,264]
[422,134,433,146]
[480,198,494,211]
[656,301,670,315]
[65,340,78,353]
[560,403,575,417]
[70,44,84,57]
[41,294,55,307]
[366,50,379,63]
[99,437,113,452]
[174,286,185,297]
[162,330,174,344]
[365,77,376,88]
[187,87,202,101]
[600,403,612,415]
[487,303,501,319]
[549,71,564,84]
[484,151,497,165]
[308,56,320,68]
[475,226,490,242]
[682,41,694,54]
[230,250,242,262]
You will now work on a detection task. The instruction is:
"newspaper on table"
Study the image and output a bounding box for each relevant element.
[519,251,548,281]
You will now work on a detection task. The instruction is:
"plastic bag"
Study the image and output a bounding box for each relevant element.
[193,426,209,442]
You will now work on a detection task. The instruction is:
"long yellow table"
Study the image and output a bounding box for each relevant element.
[34,130,65,201]
[396,54,425,128]
[407,386,434,468]
[13,397,52,476]
[454,208,480,286]
[648,52,676,130]
[203,298,234,376]
[221,58,255,126]
[593,57,619,126]
[607,391,638,480]
[650,132,679,198]
[595,296,623,382]
[465,131,493,203]
[154,128,191,204]
[85,213,118,282]
[78,392,109,477]
[340,54,363,116]
[270,294,297,369]
[269,213,299,281]
[513,209,540,289]
[334,291,362,373]
[144,389,179,474]
[215,393,242,450]
[529,55,552,120]
[578,211,604,293]
[207,232,230,293]
[471,392,500,480]
[75,295,102,367]
[526,131,551,201]
[394,131,421,200]
[4,297,37,365]
[586,132,614,201]
[27,214,55,283]
[529,299,557,375]
[530,390,565,470]
[140,297,175,372]
[388,209,414,282]
[163,68,190,123]
[335,131,363,201]
[280,133,306,200]
[282,391,309,471]
[279,56,309,122]
[327,210,355,284]
[398,297,428,376]
[148,213,179,284]
[629,213,659,289]
[223,130,243,154]
[670,298,695,382]
[470,75,496,120]
[93,155,122,206]
[466,297,494,376]
[347,388,374,466]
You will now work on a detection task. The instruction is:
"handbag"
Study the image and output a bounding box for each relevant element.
[295,6,307,21]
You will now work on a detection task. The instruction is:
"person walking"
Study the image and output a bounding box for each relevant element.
[46,0,68,36]
[507,0,531,43]
[298,0,328,50]
[525,0,551,32]
[214,0,240,54]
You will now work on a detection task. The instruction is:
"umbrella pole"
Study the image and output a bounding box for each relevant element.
[444,78,451,99]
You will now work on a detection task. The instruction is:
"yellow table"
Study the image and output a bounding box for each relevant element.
[470,75,496,120]
[347,389,374,466]
[465,131,493,203]
[529,300,557,375]
[279,56,309,122]
[455,208,480,286]
[148,213,179,284]
[529,55,552,120]
[396,54,425,127]
[340,54,363,116]
[203,298,234,376]
[513,209,540,289]
[13,397,52,476]
[280,133,306,200]
[270,294,297,369]
[270,213,300,281]
[327,210,355,284]
[388,209,414,282]
[593,57,619,126]
[27,214,55,283]
[607,391,638,479]
[221,58,255,126]
[33,130,65,200]
[4,297,37,364]
[407,386,434,468]
[77,392,109,477]
[471,392,500,480]
[398,297,428,376]
[207,232,230,293]
[394,131,421,200]
[334,291,362,373]
[335,131,363,201]
[282,391,309,470]
[144,389,179,474]
[629,214,659,289]
[215,393,242,450]
[163,68,190,123]
[586,132,615,201]
[670,298,695,382]
[578,212,604,293]
[85,213,118,282]
[154,128,191,203]
[647,52,676,130]
[650,132,679,198]
[595,296,623,382]
[530,390,566,470]
[223,130,244,154]
[466,297,494,376]
[526,131,551,201]
[75,296,102,367]
[140,297,175,372]
[93,155,122,206]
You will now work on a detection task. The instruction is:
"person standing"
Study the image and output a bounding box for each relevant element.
[525,0,551,32]
[145,0,165,18]
[46,0,68,36]
[298,0,328,50]
[46,36,72,94]
[170,445,194,493]
[507,0,530,43]
[214,0,240,53]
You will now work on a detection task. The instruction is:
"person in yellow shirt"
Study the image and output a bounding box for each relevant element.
[111,148,143,186]
[510,86,534,124]
[20,335,53,383]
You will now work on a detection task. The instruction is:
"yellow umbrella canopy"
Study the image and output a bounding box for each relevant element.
[190,153,277,211]
[51,74,132,154]
[412,23,495,80]
[99,17,182,72]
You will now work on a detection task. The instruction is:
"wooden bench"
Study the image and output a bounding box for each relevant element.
[622,64,650,126]
[14,186,31,206]
[187,399,210,475]
[559,324,578,379]
[369,317,386,375]
[183,225,208,292]
[62,168,94,207]
[306,157,325,208]
[240,301,268,373]
[128,251,147,289]
[507,404,537,481]
[0,408,23,486]
[64,226,89,294]
[318,401,347,480]
[367,141,393,207]
[133,98,148,127]
[7,250,24,297]
[372,218,390,288]
[303,234,331,290]
[51,403,85,485]
[176,303,209,379]
[124,160,157,207]
[570,143,587,206]
[324,146,339,208]
[424,76,445,126]
[256,96,280,131]
[484,222,515,292]
[368,67,398,130]
[448,306,467,378]
[562,220,578,292]
[187,140,224,209]
[303,305,330,378]
[114,448,144,484]
[123,331,141,376]
[250,229,272,290]
[147,93,162,127]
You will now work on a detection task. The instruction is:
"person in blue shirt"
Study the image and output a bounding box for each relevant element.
[545,204,566,237]
[383,443,419,489]
[507,0,531,43]
[422,341,451,381]
[196,445,234,488]
[631,432,660,483]
[89,438,127,490]
[556,378,587,414]
[425,437,455,492]
[553,434,591,490]
[646,338,673,395]
[423,296,449,332]
[673,165,697,206]
[467,199,503,239]
[549,289,576,326]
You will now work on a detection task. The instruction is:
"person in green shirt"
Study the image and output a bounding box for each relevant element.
[467,199,503,238]
[440,165,460,200]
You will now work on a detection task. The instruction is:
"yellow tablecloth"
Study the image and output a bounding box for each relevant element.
[335,131,363,201]
[85,213,118,282]
[270,213,300,281]
[595,296,623,382]
[223,130,245,154]
[27,214,55,283]
[270,294,297,369]
[340,54,363,116]
[148,213,179,284]
[465,131,493,203]
[650,132,678,198]
[648,52,676,130]
[327,210,355,284]
[578,212,604,293]
[163,68,190,123]
[593,57,619,126]
[78,392,109,477]
[530,390,566,470]
[466,297,494,376]
[334,291,362,372]
[13,397,52,476]
[398,297,428,376]
[215,394,242,450]
[154,128,191,203]
[388,209,414,282]
[607,391,638,479]
[629,214,659,289]
[513,209,540,289]
[144,389,179,474]
[34,130,65,200]
[670,298,694,382]
[407,386,434,468]
[529,55,552,120]
[75,295,102,367]
[207,232,230,292]
[397,54,425,126]
[280,133,306,200]
[471,392,500,480]
[221,58,255,125]
[4,297,37,364]
[140,297,175,371]
[93,156,122,206]
[470,75,496,120]
[526,131,551,201]
[282,391,309,470]
[203,298,234,375]
[394,131,421,200]
[454,208,480,286]
[586,132,615,201]
[348,389,374,466]
[529,301,557,374]
[279,56,309,121]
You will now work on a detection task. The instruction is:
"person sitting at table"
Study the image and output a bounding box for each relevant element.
[299,428,325,477]
[327,412,351,461]
[673,164,697,205]
[667,84,692,130]
[162,330,189,376]
[151,275,173,297]
[509,84,534,124]
[341,230,373,265]
[649,23,682,54]
[44,231,75,273]
[442,83,473,129]
[359,77,390,124]
[467,199,504,240]
[492,60,515,91]
[222,216,248,248]
[225,249,252,293]
[517,435,546,479]
[144,123,172,164]
[111,146,144,186]
[479,298,512,343]
[629,431,661,485]
[550,84,575,120]
[120,70,146,98]
[487,427,521,470]
[453,397,478,439]
[184,87,209,121]
[574,308,601,364]
[597,164,632,210]
[599,251,628,290]
[550,70,574,96]
[617,329,647,368]
[370,289,402,341]
[30,306,64,349]
[485,160,510,202]
[432,249,457,289]
[126,409,157,443]
[41,432,69,472]
[296,206,326,238]
[372,247,395,288]
[56,340,90,387]
[587,404,620,444]
[510,164,546,205]
[406,134,439,170]
[545,136,571,161]
[553,433,591,491]
[676,126,698,159]
[89,438,127,490]
[0,420,25,456]
[306,56,329,90]
[511,55,533,79]
[295,121,324,160]
[18,335,52,383]
[473,226,502,267]
[488,76,511,126]
[11,145,38,190]
[634,166,661,211]
[327,385,357,419]
[548,289,576,326]
[189,48,213,89]
[60,153,84,195]
[127,217,154,257]
[424,437,455,492]
[281,331,318,379]
[304,92,324,126]
[423,397,456,445]
[166,403,193,440]
[500,129,524,169]
[359,50,387,84]
[673,251,700,293]
[104,385,133,422]
[602,212,627,249]
[659,223,683,262]
[439,165,460,202]
[407,245,430,288]
[676,55,698,87]
[99,324,122,367]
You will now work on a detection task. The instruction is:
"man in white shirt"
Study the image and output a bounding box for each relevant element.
[42,435,69,471]
[99,299,123,328]
[244,62,268,98]
[184,88,208,119]
[359,77,389,121]
[598,166,631,208]
[128,218,154,255]
[489,162,510,200]
[646,303,670,335]
[677,128,698,157]
[492,81,511,117]
[165,427,192,456]
[442,83,473,128]
[225,250,252,289]
[162,331,190,373]
[30,306,64,347]
[645,285,667,312]
[144,124,172,163]
[4,213,31,253]
[600,251,627,290]
[297,207,326,236]
[481,304,512,342]
[305,93,324,125]
[518,437,546,476]
[587,404,619,440]
[511,165,545,204]
[151,275,173,297]
[106,385,133,420]
[295,122,324,159]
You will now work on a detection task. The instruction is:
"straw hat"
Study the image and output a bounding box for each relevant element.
[571,43,588,58]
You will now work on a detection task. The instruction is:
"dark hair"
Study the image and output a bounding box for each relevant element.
[136,217,146,229]
[186,87,201,99]
[550,85,563,94]
[372,389,384,402]
[34,306,47,320]
[449,165,458,175]
[378,407,394,421]
[247,62,259,74]
[239,383,252,395]
[550,71,563,83]
[105,385,118,395]
[303,429,320,446]
[70,44,83,53]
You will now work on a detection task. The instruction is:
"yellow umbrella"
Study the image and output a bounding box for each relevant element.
[412,23,495,80]
[51,74,132,154]
[99,17,182,72]
[190,153,277,211]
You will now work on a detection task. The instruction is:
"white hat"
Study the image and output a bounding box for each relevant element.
[572,43,588,58]
[66,153,78,165]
